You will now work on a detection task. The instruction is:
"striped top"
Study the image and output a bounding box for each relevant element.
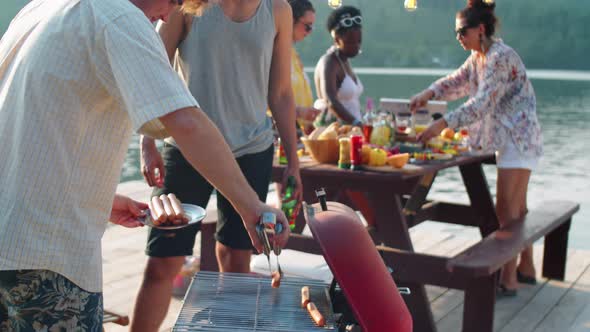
[0,0,198,292]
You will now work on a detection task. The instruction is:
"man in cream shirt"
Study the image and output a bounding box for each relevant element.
[0,0,290,329]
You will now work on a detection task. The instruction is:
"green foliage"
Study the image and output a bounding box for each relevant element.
[2,0,589,70]
[298,0,590,70]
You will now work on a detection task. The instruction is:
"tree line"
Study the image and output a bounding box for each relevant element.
[298,0,590,70]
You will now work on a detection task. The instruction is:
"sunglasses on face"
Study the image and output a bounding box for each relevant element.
[337,15,362,29]
[455,25,476,37]
[301,22,313,32]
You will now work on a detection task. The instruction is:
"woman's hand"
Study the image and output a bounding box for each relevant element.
[417,118,448,144]
[109,194,148,228]
[296,106,321,122]
[297,106,321,135]
[409,89,435,112]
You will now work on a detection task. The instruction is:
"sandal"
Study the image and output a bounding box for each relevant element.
[517,270,537,285]
[496,284,517,298]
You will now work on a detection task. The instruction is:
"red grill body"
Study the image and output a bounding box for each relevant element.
[305,202,413,332]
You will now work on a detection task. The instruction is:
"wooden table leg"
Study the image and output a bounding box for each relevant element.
[462,275,496,332]
[459,163,498,237]
[403,172,436,227]
[370,191,437,332]
[543,218,571,280]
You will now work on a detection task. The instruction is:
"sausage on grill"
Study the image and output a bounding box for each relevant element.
[301,286,310,308]
[271,271,281,288]
[306,302,325,327]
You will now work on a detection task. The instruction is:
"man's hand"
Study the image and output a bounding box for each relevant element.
[140,136,165,187]
[109,194,148,228]
[242,202,291,254]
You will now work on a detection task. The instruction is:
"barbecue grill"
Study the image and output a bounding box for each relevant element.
[174,197,412,331]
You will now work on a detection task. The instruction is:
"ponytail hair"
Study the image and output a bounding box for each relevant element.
[458,0,497,38]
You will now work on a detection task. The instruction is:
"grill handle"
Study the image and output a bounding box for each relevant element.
[315,188,328,211]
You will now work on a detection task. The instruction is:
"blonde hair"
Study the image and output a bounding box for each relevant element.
[180,0,211,16]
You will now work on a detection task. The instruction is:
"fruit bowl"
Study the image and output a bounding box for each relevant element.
[301,137,339,164]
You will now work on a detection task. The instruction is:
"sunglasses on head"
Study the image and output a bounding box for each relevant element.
[336,15,362,29]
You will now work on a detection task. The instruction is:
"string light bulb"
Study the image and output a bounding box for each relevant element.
[483,0,495,3]
[404,0,417,12]
[328,0,342,9]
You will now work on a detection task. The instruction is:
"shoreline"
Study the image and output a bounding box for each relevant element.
[304,67,590,81]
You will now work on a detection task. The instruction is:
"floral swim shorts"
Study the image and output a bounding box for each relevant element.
[0,269,103,332]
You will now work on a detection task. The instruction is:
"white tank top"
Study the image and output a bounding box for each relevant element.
[335,54,363,120]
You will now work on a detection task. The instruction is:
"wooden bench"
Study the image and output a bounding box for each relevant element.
[376,200,579,332]
[444,200,580,332]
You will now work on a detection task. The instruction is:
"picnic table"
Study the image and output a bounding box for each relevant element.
[271,152,578,332]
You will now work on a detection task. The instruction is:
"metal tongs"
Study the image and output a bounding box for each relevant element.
[255,212,284,277]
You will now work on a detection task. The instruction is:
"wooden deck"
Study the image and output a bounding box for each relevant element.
[103,181,590,332]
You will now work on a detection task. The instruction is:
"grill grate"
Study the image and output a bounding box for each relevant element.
[173,271,336,331]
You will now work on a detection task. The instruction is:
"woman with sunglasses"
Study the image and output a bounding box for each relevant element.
[314,6,364,126]
[410,0,543,297]
[288,0,320,135]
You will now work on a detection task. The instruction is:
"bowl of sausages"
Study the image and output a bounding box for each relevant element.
[141,193,206,230]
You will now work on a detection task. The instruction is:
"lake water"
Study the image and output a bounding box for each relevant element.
[119,71,590,249]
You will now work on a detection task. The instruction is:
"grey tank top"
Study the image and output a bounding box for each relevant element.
[166,0,275,157]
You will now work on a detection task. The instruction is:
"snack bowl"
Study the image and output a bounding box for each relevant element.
[301,137,339,164]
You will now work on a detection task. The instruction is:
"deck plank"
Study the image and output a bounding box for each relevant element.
[532,253,590,332]
[435,243,547,332]
[498,248,590,332]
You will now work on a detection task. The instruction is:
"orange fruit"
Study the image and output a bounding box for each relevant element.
[440,128,455,140]
[387,153,410,169]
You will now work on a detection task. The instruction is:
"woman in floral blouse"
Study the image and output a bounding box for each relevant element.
[410,0,543,296]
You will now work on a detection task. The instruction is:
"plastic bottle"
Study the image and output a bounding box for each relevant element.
[350,135,363,171]
[281,176,298,230]
[338,137,351,169]
[277,138,288,165]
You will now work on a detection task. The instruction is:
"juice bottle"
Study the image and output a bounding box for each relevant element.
[396,112,412,135]
[362,97,375,143]
[281,176,297,230]
[413,109,431,135]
